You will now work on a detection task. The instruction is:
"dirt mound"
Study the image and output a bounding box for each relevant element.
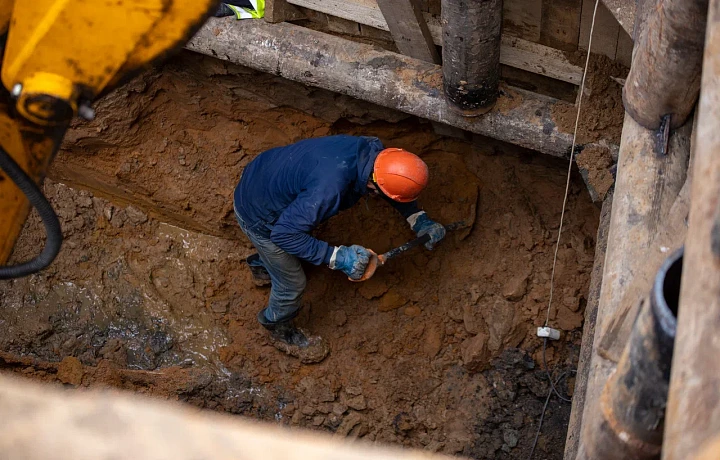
[0,51,599,459]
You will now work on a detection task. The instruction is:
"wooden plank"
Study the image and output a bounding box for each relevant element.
[286,0,584,85]
[540,0,583,51]
[500,35,584,85]
[579,0,620,59]
[376,0,440,63]
[503,0,543,42]
[615,27,633,67]
[0,374,461,460]
[601,0,635,36]
[663,1,720,456]
[264,0,305,23]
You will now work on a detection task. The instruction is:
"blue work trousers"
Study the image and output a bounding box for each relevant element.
[235,207,306,324]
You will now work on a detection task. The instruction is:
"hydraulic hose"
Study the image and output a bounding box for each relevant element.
[0,144,62,279]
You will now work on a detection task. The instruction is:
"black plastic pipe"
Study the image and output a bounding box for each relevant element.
[0,145,62,279]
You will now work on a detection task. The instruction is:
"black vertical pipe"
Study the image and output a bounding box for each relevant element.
[441,0,502,116]
[583,248,682,459]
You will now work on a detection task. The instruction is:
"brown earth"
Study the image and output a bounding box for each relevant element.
[552,54,628,145]
[0,51,600,459]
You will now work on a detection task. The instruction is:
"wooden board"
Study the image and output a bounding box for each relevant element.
[615,27,634,67]
[376,0,440,63]
[503,0,543,42]
[539,0,583,51]
[286,0,584,85]
[579,0,620,59]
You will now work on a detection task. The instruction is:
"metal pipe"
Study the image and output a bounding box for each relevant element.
[186,18,616,158]
[441,0,502,116]
[623,0,708,130]
[583,249,682,459]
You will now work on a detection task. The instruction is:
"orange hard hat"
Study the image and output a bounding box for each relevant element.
[372,148,429,202]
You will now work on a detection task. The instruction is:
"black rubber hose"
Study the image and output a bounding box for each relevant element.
[0,145,62,279]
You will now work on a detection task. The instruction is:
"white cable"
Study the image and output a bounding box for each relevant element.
[544,0,602,327]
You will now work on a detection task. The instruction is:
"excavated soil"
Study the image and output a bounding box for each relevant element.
[0,51,600,459]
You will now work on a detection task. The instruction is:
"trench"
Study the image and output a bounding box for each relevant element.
[0,51,599,459]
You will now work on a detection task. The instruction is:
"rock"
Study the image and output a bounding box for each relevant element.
[423,325,444,358]
[57,356,84,386]
[332,403,348,416]
[563,295,580,312]
[462,302,483,334]
[393,412,415,433]
[301,405,316,416]
[358,277,389,300]
[346,395,367,411]
[378,290,408,312]
[503,273,529,301]
[404,305,421,317]
[335,412,363,437]
[485,297,518,353]
[332,310,348,326]
[461,332,490,372]
[312,415,326,426]
[125,205,149,226]
[345,385,363,396]
[503,429,519,448]
[210,299,229,313]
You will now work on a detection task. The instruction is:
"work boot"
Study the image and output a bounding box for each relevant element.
[258,311,329,364]
[246,253,271,287]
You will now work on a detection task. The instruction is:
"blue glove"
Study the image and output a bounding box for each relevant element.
[409,211,446,250]
[329,245,372,280]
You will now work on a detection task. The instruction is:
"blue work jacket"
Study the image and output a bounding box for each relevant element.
[234,135,418,265]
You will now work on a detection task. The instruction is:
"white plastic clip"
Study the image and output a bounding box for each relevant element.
[537,327,561,340]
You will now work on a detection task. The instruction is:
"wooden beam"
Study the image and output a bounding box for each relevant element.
[285,0,585,85]
[601,0,635,36]
[580,0,620,60]
[376,0,440,63]
[663,0,720,455]
[539,0,583,51]
[575,113,692,459]
[186,19,615,158]
[264,0,305,23]
[0,374,459,460]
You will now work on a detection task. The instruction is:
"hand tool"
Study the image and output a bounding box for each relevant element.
[351,221,466,282]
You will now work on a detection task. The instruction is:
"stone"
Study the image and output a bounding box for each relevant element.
[332,310,348,326]
[378,290,408,312]
[503,429,519,448]
[358,276,389,300]
[502,273,529,301]
[461,332,490,372]
[125,205,149,226]
[423,325,444,358]
[404,305,421,317]
[312,415,326,426]
[210,299,229,313]
[57,356,84,386]
[346,395,367,411]
[332,403,349,416]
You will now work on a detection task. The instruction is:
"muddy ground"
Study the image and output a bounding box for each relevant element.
[0,51,600,459]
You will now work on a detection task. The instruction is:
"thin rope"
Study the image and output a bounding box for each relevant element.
[545,0,602,327]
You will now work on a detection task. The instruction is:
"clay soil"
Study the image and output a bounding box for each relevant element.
[0,52,600,459]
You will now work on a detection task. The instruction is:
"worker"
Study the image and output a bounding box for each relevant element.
[233,135,446,363]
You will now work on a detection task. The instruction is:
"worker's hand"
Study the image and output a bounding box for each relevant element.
[409,211,446,250]
[329,245,372,280]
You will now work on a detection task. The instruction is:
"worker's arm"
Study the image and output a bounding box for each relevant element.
[381,196,446,250]
[271,186,372,279]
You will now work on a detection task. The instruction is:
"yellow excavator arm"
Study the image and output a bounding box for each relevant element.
[0,0,217,276]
